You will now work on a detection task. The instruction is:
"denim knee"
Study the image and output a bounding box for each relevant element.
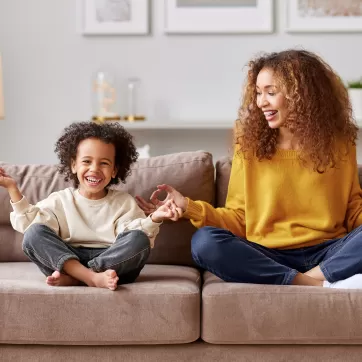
[191,226,219,263]
[122,229,150,250]
[22,224,48,251]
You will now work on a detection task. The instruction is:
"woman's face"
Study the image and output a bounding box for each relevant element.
[256,68,288,129]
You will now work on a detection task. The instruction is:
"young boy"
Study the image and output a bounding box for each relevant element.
[0,122,181,290]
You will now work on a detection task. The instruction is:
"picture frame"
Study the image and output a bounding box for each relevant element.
[77,0,149,35]
[286,0,362,33]
[164,0,274,34]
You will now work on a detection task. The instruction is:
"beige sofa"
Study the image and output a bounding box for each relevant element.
[1,151,362,362]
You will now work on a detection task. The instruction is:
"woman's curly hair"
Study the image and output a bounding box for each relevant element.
[54,122,138,187]
[235,49,358,172]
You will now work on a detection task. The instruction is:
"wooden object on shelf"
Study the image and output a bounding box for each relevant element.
[119,121,234,130]
[122,115,146,122]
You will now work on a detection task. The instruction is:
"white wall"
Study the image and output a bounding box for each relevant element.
[1,0,362,164]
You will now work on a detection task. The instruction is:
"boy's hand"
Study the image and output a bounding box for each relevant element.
[136,184,187,216]
[0,167,17,189]
[151,199,183,223]
[0,167,23,203]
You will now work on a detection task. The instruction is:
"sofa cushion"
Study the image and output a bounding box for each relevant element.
[0,151,214,265]
[5,344,362,362]
[201,271,362,344]
[0,263,200,345]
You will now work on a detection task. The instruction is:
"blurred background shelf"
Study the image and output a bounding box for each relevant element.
[118,121,234,161]
[119,118,362,130]
[121,118,362,162]
[118,121,234,130]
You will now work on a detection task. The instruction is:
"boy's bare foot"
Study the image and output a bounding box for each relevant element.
[46,271,80,287]
[89,270,119,291]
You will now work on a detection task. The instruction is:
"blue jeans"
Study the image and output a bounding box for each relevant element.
[191,225,362,285]
[22,224,151,284]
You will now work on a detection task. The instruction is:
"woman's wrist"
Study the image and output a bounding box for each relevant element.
[181,197,188,212]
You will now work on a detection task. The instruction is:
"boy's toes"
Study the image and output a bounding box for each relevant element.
[46,276,54,285]
[46,276,57,286]
[108,280,118,290]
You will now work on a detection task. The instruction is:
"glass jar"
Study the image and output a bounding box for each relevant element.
[123,77,145,121]
[91,70,120,123]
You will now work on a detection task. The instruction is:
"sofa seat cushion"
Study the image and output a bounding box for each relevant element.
[0,263,200,345]
[202,272,362,344]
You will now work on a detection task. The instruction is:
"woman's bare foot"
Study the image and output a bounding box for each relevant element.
[46,271,80,287]
[89,270,119,291]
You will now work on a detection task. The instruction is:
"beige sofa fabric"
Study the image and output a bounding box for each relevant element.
[2,152,362,355]
[0,263,200,345]
[3,343,362,362]
[0,163,71,223]
[0,151,215,265]
[202,271,362,344]
[123,152,214,265]
[0,226,27,262]
[214,156,231,208]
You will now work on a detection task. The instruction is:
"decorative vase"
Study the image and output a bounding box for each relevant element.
[123,77,146,122]
[91,70,121,123]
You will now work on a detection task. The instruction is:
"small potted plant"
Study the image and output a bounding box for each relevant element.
[347,78,362,123]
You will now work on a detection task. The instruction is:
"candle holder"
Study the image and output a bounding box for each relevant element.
[123,77,146,122]
[91,70,121,123]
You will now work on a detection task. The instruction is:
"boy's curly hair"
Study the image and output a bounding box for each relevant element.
[235,49,358,172]
[54,122,138,187]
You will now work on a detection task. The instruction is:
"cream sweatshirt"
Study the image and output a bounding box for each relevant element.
[10,188,161,248]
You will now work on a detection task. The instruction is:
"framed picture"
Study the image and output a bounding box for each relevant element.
[77,0,149,35]
[286,0,362,32]
[164,0,274,34]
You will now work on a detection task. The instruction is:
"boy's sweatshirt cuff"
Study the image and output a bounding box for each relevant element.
[143,215,162,233]
[10,196,29,214]
[183,198,203,221]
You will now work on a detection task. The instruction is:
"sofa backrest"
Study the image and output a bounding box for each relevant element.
[215,156,231,207]
[0,151,215,266]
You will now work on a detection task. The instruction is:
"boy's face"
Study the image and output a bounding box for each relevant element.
[256,67,288,129]
[71,137,117,200]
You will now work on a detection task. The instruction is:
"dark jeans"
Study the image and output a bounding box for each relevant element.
[22,224,151,284]
[191,225,362,285]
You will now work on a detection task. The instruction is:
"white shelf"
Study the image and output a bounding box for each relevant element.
[115,119,362,130]
[119,121,234,130]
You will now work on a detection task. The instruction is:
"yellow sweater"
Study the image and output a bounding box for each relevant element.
[184,146,362,249]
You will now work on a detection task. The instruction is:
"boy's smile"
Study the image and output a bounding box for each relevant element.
[71,137,117,200]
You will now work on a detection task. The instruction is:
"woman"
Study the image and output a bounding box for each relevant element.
[137,49,362,289]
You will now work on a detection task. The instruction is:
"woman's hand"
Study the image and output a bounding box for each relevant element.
[151,199,183,223]
[136,184,188,216]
